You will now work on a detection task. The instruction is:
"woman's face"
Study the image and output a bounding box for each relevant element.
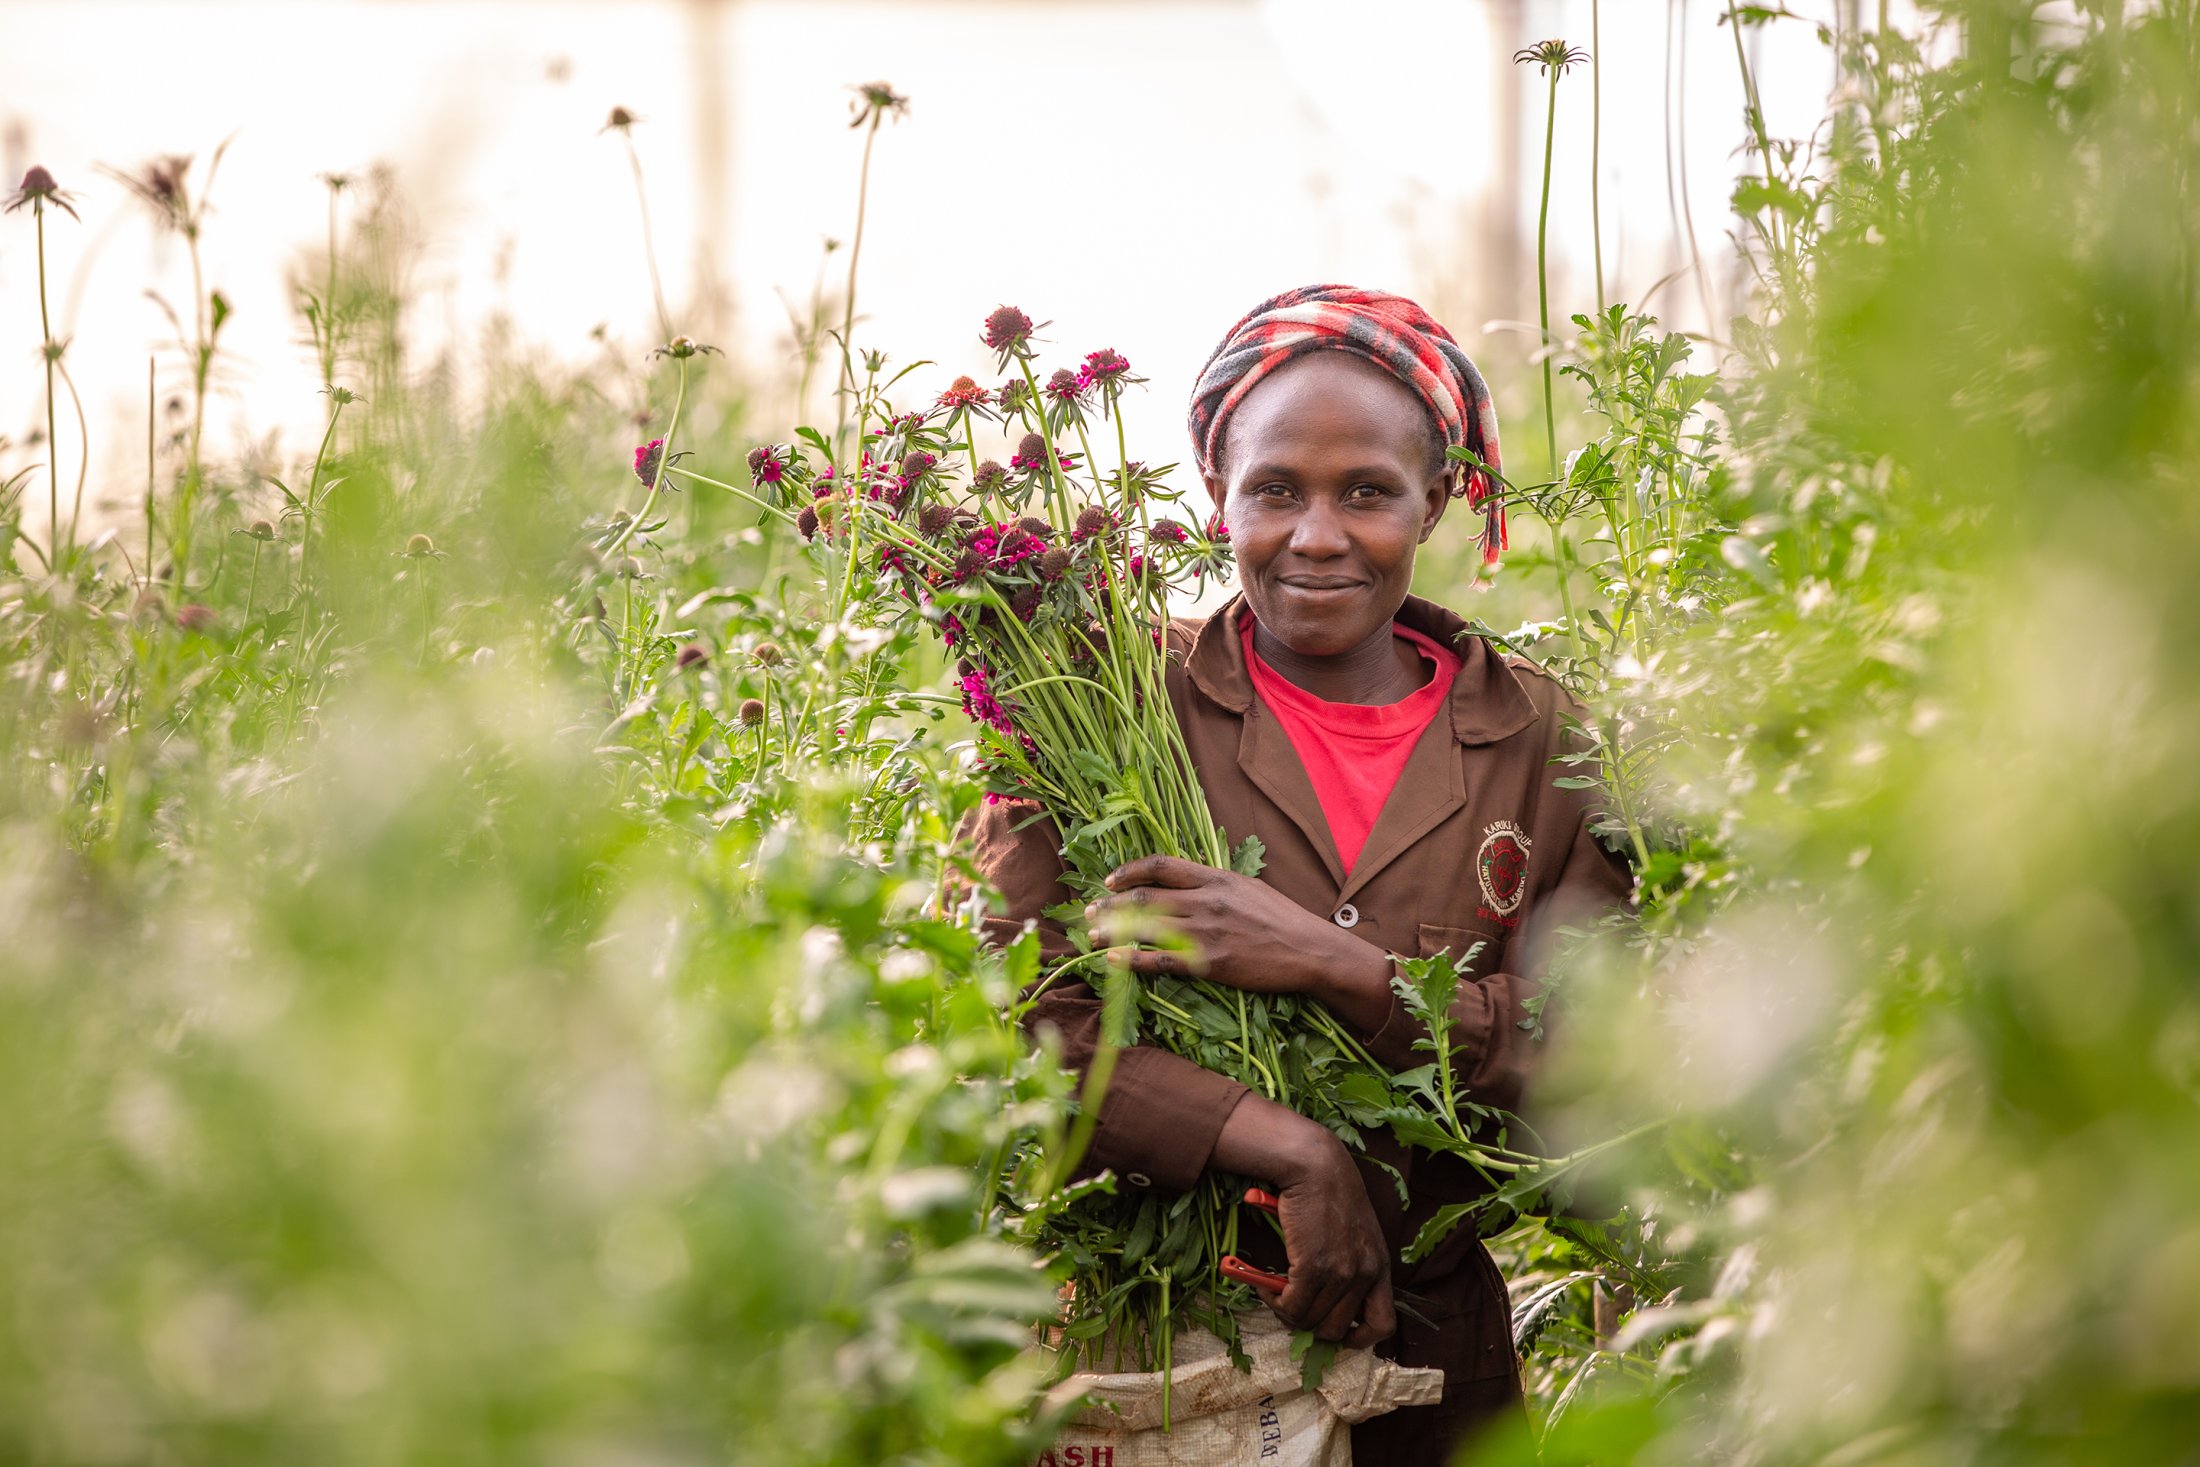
[1203,352,1449,658]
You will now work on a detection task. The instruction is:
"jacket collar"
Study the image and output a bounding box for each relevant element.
[1181,590,1541,748]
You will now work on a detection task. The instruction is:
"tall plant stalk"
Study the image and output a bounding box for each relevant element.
[1593,1,1608,312]
[35,202,63,564]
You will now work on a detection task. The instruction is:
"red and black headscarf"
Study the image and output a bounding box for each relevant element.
[1189,284,1506,562]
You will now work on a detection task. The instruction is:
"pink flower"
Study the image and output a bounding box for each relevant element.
[937,375,989,410]
[1148,519,1189,545]
[1044,368,1084,405]
[633,438,666,485]
[1080,348,1132,391]
[959,666,1016,734]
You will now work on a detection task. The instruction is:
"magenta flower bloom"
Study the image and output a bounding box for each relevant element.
[1148,519,1189,545]
[1082,347,1131,384]
[633,438,666,485]
[937,375,989,410]
[959,666,1016,734]
[1044,368,1084,405]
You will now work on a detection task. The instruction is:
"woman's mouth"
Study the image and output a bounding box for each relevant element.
[1277,575,1364,594]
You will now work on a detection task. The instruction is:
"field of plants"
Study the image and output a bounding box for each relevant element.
[5,3,2198,1463]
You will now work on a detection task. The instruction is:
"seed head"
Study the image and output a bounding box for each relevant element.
[7,166,80,220]
[753,641,786,667]
[1148,519,1188,545]
[796,505,820,540]
[246,519,278,542]
[675,641,709,670]
[405,533,437,558]
[849,81,910,127]
[953,547,990,583]
[604,106,638,132]
[738,697,766,726]
[174,603,216,633]
[982,305,1034,354]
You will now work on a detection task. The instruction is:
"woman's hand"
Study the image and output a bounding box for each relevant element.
[1212,1092,1394,1348]
[1087,856,1399,1032]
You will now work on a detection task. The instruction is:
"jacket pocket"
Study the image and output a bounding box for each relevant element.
[1418,923,1499,972]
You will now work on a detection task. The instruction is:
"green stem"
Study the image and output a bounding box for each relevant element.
[1592,1,1607,313]
[834,109,883,455]
[1533,63,1593,673]
[605,355,689,560]
[35,204,60,565]
[296,400,347,601]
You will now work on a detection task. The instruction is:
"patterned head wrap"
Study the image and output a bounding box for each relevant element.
[1189,284,1506,562]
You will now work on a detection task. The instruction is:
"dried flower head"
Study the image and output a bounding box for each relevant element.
[796,505,821,540]
[738,697,767,726]
[105,154,195,232]
[983,305,1034,355]
[676,642,710,670]
[753,641,786,667]
[849,81,911,127]
[1010,585,1044,622]
[246,518,278,542]
[7,166,80,220]
[604,106,638,132]
[1514,38,1590,73]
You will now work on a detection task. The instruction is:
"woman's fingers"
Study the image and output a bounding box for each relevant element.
[1103,855,1217,891]
[1343,1276,1397,1350]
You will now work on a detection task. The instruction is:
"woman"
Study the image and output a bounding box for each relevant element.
[966,285,1632,1460]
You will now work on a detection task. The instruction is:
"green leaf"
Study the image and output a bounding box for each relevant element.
[1403,1202,1481,1263]
[1229,833,1267,878]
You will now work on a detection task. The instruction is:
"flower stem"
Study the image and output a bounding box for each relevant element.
[834,108,883,455]
[35,203,60,565]
[605,355,689,560]
[1592,1,1607,313]
[622,130,673,342]
[1533,60,1592,672]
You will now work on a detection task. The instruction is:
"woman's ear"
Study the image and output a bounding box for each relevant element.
[1202,468,1228,513]
[1416,468,1452,544]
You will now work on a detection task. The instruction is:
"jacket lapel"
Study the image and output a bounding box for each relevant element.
[1333,711,1466,907]
[1237,701,1348,889]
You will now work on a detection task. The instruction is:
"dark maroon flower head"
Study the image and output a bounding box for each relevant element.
[1044,368,1084,404]
[746,444,772,474]
[982,305,1034,353]
[1017,516,1053,542]
[796,505,820,540]
[1010,585,1044,622]
[633,438,666,485]
[918,502,955,538]
[175,603,216,632]
[676,642,709,670]
[1010,433,1048,471]
[1038,546,1073,581]
[1148,519,1189,545]
[739,697,766,726]
[899,450,935,482]
[1073,506,1110,541]
[605,106,637,132]
[973,459,1008,493]
[953,547,990,583]
[9,166,79,220]
[995,378,1032,416]
[754,641,786,667]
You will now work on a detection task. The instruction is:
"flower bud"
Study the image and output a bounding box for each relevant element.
[796,505,820,540]
[739,698,766,727]
[247,519,278,542]
[753,641,785,667]
[406,533,436,557]
[675,642,709,670]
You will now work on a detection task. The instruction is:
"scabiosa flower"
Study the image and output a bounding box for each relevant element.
[982,305,1033,354]
[1073,507,1112,541]
[6,166,80,220]
[918,502,955,538]
[986,525,1045,573]
[1017,516,1053,542]
[1081,347,1132,387]
[899,450,935,482]
[747,444,789,487]
[958,666,1015,734]
[952,546,991,584]
[1038,546,1073,581]
[676,642,709,670]
[174,603,216,632]
[753,641,785,667]
[1044,368,1084,405]
[616,556,646,579]
[246,519,278,542]
[796,505,820,540]
[1205,512,1231,542]
[994,378,1033,419]
[1148,519,1189,545]
[633,438,667,485]
[972,460,1008,495]
[738,697,766,726]
[937,375,989,410]
[1009,433,1048,472]
[1010,585,1044,622]
[405,533,438,558]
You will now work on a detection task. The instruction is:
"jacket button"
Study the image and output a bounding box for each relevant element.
[1127,1172,1153,1189]
[1333,904,1360,929]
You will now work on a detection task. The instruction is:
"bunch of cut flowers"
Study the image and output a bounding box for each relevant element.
[698,306,1601,1386]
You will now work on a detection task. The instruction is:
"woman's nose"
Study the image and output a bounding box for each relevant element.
[1288,498,1351,558]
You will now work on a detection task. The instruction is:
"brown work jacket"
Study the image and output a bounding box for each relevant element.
[964,590,1632,1429]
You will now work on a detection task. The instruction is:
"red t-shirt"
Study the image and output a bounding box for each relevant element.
[1242,614,1460,875]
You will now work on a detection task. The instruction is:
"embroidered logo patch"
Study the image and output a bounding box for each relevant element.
[1476,821,1532,919]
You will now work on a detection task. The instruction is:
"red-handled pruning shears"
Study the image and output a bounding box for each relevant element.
[1218,1187,1288,1292]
